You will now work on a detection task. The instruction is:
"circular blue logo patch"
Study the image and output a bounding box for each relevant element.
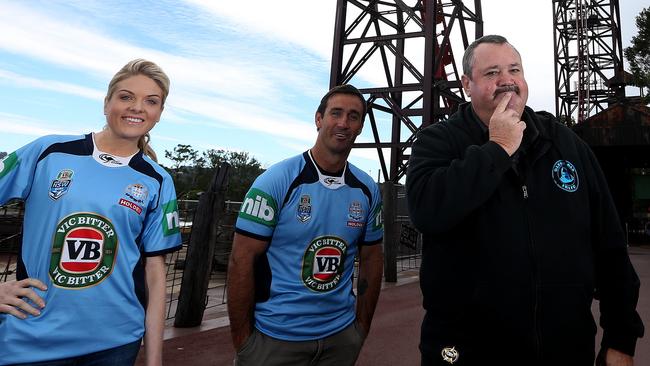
[552,160,579,192]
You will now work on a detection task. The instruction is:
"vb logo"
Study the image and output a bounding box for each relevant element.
[50,213,117,288]
[62,228,103,272]
[314,247,341,281]
[302,236,348,292]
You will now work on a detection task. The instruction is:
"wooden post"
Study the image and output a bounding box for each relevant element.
[174,163,230,327]
[382,182,397,282]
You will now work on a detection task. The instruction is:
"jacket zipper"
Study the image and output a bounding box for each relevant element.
[522,185,528,199]
[521,183,542,362]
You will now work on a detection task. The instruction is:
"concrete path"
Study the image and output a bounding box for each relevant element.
[136,247,650,365]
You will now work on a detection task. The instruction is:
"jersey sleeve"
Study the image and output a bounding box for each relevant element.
[362,181,384,245]
[235,167,285,241]
[140,173,182,255]
[0,139,47,204]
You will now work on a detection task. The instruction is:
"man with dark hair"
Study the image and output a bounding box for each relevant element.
[407,35,644,365]
[227,84,384,365]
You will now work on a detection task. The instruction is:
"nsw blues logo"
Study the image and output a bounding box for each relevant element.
[49,169,74,200]
[119,183,148,215]
[296,194,312,223]
[125,183,148,203]
[347,201,364,228]
[552,160,579,192]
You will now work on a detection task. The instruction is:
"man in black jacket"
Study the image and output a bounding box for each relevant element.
[406,35,644,366]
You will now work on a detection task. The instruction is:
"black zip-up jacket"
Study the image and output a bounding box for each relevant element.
[406,103,644,365]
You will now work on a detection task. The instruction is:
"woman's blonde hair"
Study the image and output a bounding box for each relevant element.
[105,59,170,161]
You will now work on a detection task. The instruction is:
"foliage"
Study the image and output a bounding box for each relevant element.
[163,145,264,202]
[624,7,650,102]
[164,144,203,169]
[201,149,264,202]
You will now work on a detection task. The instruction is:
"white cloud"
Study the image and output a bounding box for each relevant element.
[0,2,326,150]
[168,93,316,143]
[0,113,85,137]
[0,69,104,100]
[183,0,336,59]
[2,0,643,177]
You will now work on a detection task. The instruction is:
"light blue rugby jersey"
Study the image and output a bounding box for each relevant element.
[235,151,383,341]
[0,134,182,364]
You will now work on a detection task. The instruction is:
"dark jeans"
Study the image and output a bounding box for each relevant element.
[11,339,141,366]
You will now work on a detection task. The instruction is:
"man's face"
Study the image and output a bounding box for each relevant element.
[315,93,364,156]
[461,42,529,125]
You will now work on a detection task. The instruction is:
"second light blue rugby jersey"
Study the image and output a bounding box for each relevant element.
[0,134,182,364]
[235,151,383,341]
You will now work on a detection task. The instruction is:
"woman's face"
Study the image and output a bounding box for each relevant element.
[103,74,163,143]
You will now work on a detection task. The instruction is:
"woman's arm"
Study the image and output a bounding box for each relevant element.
[144,255,167,366]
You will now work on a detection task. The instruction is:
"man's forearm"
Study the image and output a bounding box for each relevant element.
[227,257,256,350]
[355,246,384,334]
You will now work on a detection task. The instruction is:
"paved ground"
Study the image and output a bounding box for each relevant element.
[136,246,650,365]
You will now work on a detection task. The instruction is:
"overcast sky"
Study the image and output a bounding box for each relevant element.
[0,0,646,177]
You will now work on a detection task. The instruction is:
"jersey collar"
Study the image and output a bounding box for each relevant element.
[91,133,136,168]
[307,150,347,190]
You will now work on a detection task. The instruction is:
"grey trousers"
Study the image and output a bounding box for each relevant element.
[235,321,367,366]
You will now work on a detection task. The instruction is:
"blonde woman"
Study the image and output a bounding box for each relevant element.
[0,59,181,365]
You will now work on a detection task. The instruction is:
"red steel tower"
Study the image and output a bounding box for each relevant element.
[552,0,626,124]
[330,0,483,182]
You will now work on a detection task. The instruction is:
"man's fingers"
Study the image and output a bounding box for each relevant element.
[494,92,512,114]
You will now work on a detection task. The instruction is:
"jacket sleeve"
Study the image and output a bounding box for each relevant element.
[405,124,512,236]
[585,143,645,355]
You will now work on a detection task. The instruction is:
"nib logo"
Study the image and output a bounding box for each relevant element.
[239,188,278,227]
[0,152,18,179]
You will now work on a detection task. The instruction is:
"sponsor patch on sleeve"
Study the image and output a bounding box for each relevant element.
[238,188,278,227]
[0,152,19,179]
[162,199,181,236]
[371,202,383,231]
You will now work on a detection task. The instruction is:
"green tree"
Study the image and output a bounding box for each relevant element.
[164,144,203,198]
[162,145,264,201]
[624,7,650,102]
[201,149,264,201]
[165,144,200,170]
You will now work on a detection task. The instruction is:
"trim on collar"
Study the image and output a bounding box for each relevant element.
[91,133,136,168]
[307,150,347,190]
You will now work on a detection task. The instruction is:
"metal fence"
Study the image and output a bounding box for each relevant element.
[1,198,421,322]
[0,201,23,283]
